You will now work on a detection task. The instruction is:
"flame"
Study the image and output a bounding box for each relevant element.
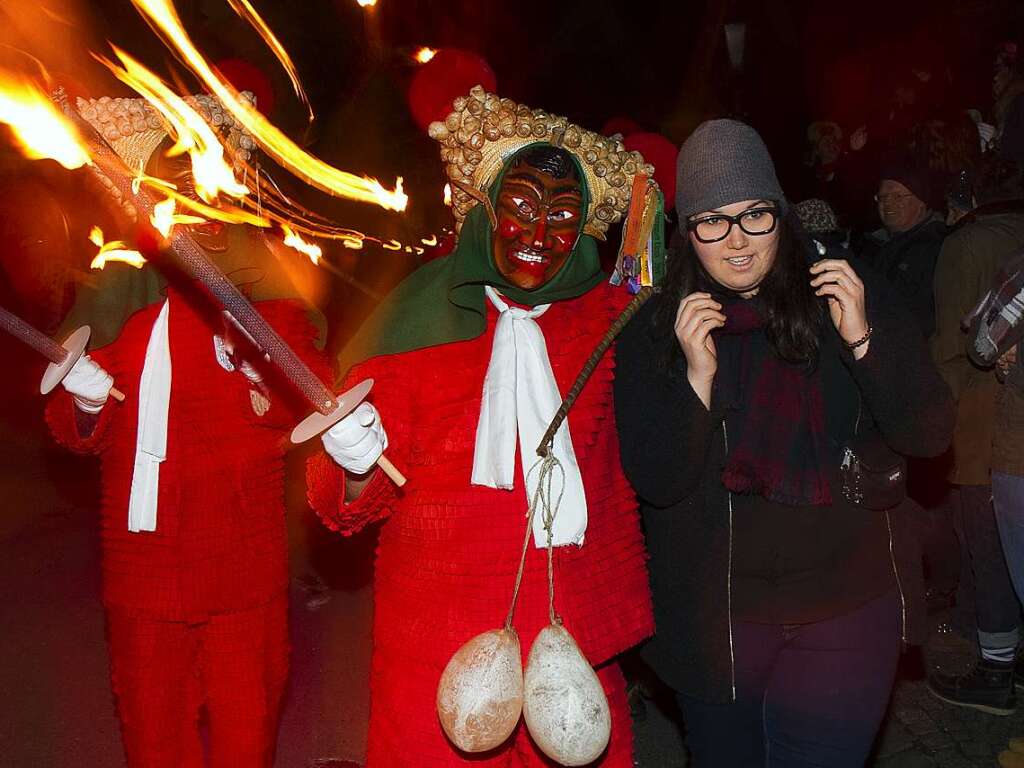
[421,234,438,246]
[356,0,377,6]
[88,226,146,269]
[128,0,407,211]
[101,47,249,203]
[443,183,452,207]
[225,0,313,122]
[414,47,436,64]
[151,196,206,237]
[281,224,322,264]
[0,70,91,169]
[141,176,269,228]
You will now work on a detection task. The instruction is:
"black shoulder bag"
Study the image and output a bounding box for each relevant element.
[839,398,907,511]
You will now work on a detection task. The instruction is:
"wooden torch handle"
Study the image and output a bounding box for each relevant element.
[109,386,126,402]
[377,455,407,487]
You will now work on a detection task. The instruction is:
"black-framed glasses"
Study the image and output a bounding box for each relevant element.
[874,192,914,205]
[686,207,779,244]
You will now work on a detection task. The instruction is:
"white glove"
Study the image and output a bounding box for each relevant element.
[321,402,388,475]
[62,355,113,414]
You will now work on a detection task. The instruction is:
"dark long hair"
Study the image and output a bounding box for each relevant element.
[654,210,824,369]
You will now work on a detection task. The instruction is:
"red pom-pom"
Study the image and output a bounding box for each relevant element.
[622,132,679,211]
[420,230,457,263]
[215,58,275,115]
[407,49,496,133]
[600,117,643,138]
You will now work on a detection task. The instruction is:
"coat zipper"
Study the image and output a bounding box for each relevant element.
[884,511,908,644]
[722,419,737,701]
[859,401,907,644]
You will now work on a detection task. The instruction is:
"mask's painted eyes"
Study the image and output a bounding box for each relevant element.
[510,196,535,214]
[548,209,575,222]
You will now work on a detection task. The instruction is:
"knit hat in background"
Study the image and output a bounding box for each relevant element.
[675,119,788,226]
[879,161,931,205]
[794,198,840,234]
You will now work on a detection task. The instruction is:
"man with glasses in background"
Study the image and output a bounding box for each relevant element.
[861,162,947,339]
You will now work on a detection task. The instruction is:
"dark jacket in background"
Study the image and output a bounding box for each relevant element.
[862,215,947,339]
[613,261,953,703]
[932,201,1024,485]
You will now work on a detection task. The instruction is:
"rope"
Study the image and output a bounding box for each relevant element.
[504,451,565,630]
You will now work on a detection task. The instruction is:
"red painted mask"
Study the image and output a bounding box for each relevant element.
[491,156,583,291]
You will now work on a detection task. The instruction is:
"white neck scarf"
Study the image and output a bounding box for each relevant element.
[127,299,171,533]
[471,286,587,547]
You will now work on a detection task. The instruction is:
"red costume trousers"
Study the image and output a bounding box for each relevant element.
[366,650,632,767]
[106,592,289,768]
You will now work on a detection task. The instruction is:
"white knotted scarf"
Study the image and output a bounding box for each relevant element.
[471,286,587,547]
[127,299,171,533]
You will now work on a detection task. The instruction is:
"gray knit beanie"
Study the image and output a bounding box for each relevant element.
[675,119,788,225]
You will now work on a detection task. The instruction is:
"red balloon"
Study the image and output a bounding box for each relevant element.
[623,132,679,211]
[215,58,275,115]
[408,49,496,133]
[600,116,643,138]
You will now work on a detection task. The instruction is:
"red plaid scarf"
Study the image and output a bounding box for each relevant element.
[715,299,832,506]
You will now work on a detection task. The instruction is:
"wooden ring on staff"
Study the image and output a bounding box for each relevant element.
[290,378,407,487]
[40,325,127,402]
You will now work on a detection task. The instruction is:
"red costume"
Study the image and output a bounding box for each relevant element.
[47,284,326,768]
[308,283,654,766]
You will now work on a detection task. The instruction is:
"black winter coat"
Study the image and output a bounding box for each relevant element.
[613,261,954,703]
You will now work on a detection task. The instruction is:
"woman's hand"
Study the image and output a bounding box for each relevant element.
[675,292,725,408]
[810,259,870,359]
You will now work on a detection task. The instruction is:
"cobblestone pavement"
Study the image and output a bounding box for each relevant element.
[871,624,1021,768]
[632,615,1024,767]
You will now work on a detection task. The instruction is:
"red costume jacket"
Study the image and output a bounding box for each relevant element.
[307,283,654,670]
[47,286,327,621]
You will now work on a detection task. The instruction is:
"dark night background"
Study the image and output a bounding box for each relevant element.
[10,0,1022,242]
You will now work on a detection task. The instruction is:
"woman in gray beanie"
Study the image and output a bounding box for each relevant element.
[614,119,953,766]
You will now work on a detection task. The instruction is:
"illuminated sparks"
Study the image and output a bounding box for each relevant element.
[443,183,452,207]
[0,71,91,169]
[342,236,364,249]
[151,196,206,237]
[225,0,313,121]
[88,226,146,269]
[281,224,322,264]
[414,47,436,64]
[421,234,438,246]
[128,0,407,211]
[382,239,401,251]
[101,47,250,203]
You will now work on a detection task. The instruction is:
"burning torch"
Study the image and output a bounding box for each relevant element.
[53,88,405,485]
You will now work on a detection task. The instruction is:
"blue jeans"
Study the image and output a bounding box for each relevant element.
[993,472,1024,609]
[677,591,901,768]
[957,484,1020,652]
